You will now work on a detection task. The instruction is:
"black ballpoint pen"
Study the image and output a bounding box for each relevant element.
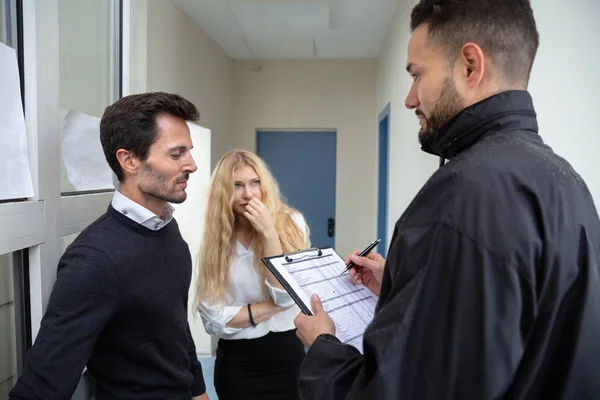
[339,238,381,275]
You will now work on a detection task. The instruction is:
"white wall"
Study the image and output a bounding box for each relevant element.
[376,1,438,247]
[143,0,237,353]
[528,0,600,203]
[145,0,234,169]
[376,0,600,247]
[170,124,212,357]
[232,59,378,258]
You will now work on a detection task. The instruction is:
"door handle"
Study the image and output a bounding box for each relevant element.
[327,218,335,237]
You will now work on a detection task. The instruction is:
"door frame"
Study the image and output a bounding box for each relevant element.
[377,104,390,257]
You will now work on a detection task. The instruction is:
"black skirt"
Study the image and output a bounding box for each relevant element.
[214,329,305,400]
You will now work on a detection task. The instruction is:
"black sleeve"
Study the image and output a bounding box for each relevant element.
[299,222,532,399]
[186,323,207,396]
[10,245,119,400]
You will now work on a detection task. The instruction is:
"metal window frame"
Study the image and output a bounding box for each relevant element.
[0,0,125,350]
[12,250,31,375]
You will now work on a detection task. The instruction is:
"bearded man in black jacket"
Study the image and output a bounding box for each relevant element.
[294,0,600,399]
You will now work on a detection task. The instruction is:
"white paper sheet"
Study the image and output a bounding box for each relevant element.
[264,248,378,353]
[0,42,34,200]
[62,109,115,191]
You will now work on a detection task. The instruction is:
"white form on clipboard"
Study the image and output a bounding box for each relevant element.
[262,247,378,353]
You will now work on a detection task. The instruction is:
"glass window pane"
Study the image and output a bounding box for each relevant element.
[61,231,81,252]
[59,0,121,195]
[0,0,17,49]
[0,252,19,398]
[0,0,31,204]
[0,1,7,46]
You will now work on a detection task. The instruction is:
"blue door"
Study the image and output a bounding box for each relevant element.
[257,131,336,248]
[378,104,390,257]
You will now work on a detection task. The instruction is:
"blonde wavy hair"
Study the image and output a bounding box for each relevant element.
[195,149,309,306]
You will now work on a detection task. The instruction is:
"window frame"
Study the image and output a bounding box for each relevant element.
[12,250,31,375]
[0,0,129,344]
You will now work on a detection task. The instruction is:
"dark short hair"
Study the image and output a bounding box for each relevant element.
[100,92,199,181]
[410,0,540,86]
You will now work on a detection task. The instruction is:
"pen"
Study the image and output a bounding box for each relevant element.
[339,238,381,275]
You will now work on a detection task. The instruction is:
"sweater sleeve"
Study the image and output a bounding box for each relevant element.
[10,245,119,400]
[186,323,207,396]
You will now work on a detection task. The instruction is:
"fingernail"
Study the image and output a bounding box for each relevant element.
[351,255,357,260]
[311,294,319,300]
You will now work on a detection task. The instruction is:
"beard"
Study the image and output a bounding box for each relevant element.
[418,74,465,145]
[140,163,189,204]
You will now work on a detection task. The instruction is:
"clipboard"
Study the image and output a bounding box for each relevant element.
[262,247,327,316]
[262,247,378,353]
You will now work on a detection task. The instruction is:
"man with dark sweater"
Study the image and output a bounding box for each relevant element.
[10,92,209,399]
[294,0,600,399]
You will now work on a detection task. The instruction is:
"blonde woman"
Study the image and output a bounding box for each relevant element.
[196,150,310,400]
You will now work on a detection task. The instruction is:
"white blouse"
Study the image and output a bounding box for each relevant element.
[198,213,308,340]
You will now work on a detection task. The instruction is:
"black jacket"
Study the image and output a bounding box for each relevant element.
[299,91,600,399]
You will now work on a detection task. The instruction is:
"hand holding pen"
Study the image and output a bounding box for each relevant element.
[339,238,381,275]
[341,240,385,296]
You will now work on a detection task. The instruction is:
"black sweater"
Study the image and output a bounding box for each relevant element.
[10,205,206,399]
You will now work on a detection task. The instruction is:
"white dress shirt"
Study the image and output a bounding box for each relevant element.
[111,190,174,230]
[198,213,308,340]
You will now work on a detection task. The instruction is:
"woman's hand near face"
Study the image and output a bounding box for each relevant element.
[245,197,285,289]
[244,198,278,241]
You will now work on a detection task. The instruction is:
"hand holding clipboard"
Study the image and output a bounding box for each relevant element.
[262,247,377,353]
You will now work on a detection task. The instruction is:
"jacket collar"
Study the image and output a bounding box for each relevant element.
[421,90,538,159]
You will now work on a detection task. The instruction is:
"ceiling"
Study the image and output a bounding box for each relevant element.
[174,0,399,59]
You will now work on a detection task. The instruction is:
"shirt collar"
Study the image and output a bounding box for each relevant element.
[111,190,175,231]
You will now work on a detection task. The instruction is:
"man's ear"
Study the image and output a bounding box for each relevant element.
[458,42,485,88]
[116,149,141,177]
